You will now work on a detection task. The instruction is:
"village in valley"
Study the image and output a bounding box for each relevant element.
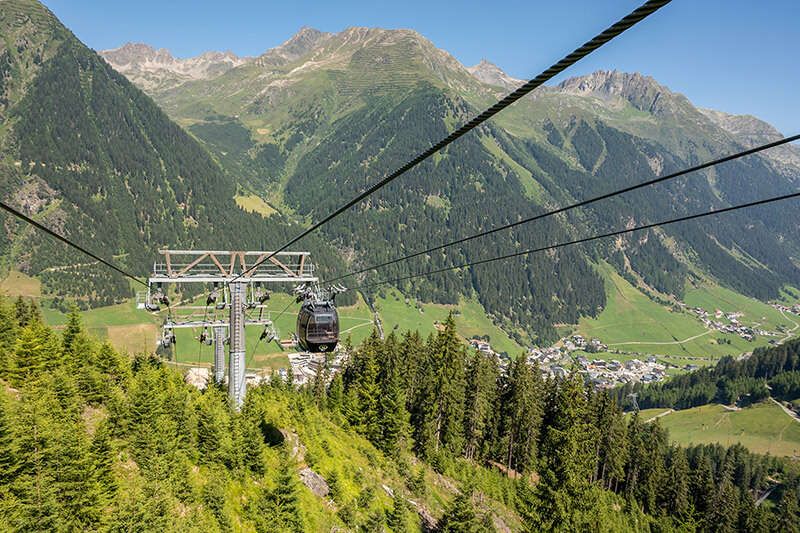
[184,300,800,392]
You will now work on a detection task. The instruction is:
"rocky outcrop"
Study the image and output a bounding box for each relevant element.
[298,466,329,498]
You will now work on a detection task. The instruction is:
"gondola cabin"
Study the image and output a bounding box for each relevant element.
[296,299,339,352]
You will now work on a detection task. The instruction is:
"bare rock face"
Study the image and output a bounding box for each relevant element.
[299,466,329,498]
[99,42,250,92]
[466,59,523,91]
[699,108,800,173]
[255,26,333,67]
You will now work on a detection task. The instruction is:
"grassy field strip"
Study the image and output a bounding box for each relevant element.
[654,402,800,457]
[579,264,777,358]
[608,329,713,346]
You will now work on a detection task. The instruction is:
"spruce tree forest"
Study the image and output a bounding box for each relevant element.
[1,296,799,531]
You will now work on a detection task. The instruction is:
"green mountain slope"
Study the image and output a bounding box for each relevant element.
[0,0,349,308]
[106,26,800,345]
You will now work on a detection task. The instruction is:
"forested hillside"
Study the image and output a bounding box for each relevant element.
[0,0,351,308]
[1,295,799,531]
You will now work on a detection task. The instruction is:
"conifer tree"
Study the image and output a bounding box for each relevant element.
[0,391,16,486]
[312,354,329,409]
[498,357,542,472]
[411,315,466,458]
[10,390,60,532]
[439,488,483,533]
[400,330,425,409]
[61,305,83,357]
[691,451,716,518]
[327,372,345,412]
[11,321,61,386]
[196,388,233,466]
[530,373,599,530]
[463,350,498,461]
[665,446,690,517]
[0,297,19,378]
[386,495,409,532]
[705,464,740,533]
[590,390,626,490]
[53,418,103,530]
[378,332,410,456]
[251,454,303,532]
[775,488,800,533]
[91,420,117,505]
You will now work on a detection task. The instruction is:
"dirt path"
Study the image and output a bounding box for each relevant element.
[778,310,800,345]
[609,329,713,346]
[645,409,674,423]
[771,397,800,423]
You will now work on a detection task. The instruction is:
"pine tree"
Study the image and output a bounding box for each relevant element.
[705,463,739,533]
[463,350,499,462]
[91,420,117,505]
[530,373,599,530]
[312,354,329,409]
[498,357,542,473]
[52,418,103,530]
[0,297,19,378]
[775,488,800,533]
[691,451,716,518]
[378,332,410,456]
[327,372,345,412]
[411,315,467,458]
[348,331,382,443]
[0,391,16,485]
[400,330,425,409]
[61,305,83,357]
[591,390,626,491]
[665,446,690,517]
[386,496,409,532]
[439,488,483,533]
[196,388,233,466]
[10,390,60,532]
[251,454,303,532]
[11,321,61,386]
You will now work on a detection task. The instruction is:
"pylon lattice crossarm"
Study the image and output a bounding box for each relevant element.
[151,250,318,283]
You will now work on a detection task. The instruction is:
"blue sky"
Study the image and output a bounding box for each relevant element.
[43,0,798,134]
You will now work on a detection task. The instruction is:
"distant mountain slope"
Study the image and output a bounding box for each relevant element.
[0,1,348,307]
[104,27,800,344]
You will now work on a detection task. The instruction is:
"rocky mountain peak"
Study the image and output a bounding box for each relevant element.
[557,70,695,119]
[255,26,333,66]
[99,43,250,92]
[467,59,523,90]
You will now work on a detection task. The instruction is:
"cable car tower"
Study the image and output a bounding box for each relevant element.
[143,250,317,408]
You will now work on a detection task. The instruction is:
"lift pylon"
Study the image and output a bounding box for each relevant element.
[143,250,318,409]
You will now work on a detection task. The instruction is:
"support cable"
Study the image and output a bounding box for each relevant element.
[229,0,673,283]
[326,134,800,283]
[360,191,800,289]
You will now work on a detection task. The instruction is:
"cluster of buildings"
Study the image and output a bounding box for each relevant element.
[561,334,608,353]
[772,302,800,316]
[690,307,776,341]
[287,351,347,386]
[574,355,667,388]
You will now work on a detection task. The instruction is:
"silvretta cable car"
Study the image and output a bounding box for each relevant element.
[296,298,339,353]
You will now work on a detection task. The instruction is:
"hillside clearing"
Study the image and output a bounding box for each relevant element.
[654,402,800,457]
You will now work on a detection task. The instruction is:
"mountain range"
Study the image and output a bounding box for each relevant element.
[1,0,798,345]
